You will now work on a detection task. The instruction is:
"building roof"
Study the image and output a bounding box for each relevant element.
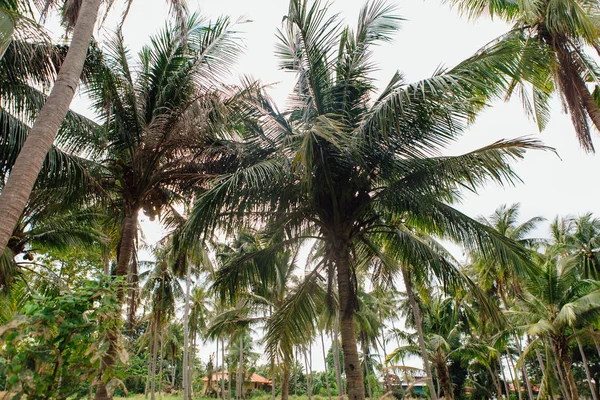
[202,371,272,385]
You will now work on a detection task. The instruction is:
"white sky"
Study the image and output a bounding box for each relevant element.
[56,0,600,373]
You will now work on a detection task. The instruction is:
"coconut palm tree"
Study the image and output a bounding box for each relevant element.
[551,214,600,280]
[210,229,322,400]
[447,0,600,151]
[389,285,471,400]
[79,17,241,399]
[512,250,600,400]
[185,1,543,398]
[140,246,184,400]
[0,0,190,257]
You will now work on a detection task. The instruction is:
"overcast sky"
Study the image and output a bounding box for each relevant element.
[58,0,600,371]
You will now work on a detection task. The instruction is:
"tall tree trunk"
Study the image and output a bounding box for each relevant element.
[400,265,438,400]
[484,362,503,399]
[556,340,579,400]
[96,210,138,400]
[172,363,176,388]
[303,346,313,400]
[0,0,102,258]
[505,351,522,400]
[549,344,571,400]
[499,360,511,400]
[576,336,598,400]
[321,331,332,400]
[512,334,534,400]
[150,311,161,400]
[222,337,226,400]
[190,335,196,397]
[158,327,165,394]
[237,335,244,400]
[145,332,154,398]
[282,352,291,400]
[332,321,343,398]
[378,311,388,393]
[271,358,276,400]
[182,260,192,400]
[217,339,220,397]
[363,341,373,399]
[333,241,365,400]
[435,355,453,400]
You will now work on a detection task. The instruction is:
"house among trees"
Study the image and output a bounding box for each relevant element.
[201,371,272,396]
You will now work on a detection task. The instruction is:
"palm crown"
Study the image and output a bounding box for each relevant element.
[185,1,545,399]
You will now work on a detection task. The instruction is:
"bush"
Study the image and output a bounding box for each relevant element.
[248,389,267,398]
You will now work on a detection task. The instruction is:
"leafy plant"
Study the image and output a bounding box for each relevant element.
[0,277,122,399]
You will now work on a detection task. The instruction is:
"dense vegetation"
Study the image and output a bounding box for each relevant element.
[1,0,600,399]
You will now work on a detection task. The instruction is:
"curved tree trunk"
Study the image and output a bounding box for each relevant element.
[95,210,138,400]
[0,0,102,257]
[333,240,365,400]
[400,265,439,400]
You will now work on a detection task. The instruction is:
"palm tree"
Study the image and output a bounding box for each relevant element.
[448,0,600,151]
[0,0,189,257]
[140,247,183,400]
[186,1,543,399]
[470,203,544,399]
[79,17,241,399]
[513,250,600,400]
[210,229,319,400]
[551,214,600,279]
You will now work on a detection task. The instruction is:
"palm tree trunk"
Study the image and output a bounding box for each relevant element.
[378,311,388,393]
[333,241,366,400]
[0,0,102,258]
[150,311,161,400]
[158,327,165,395]
[505,351,522,400]
[270,358,276,400]
[576,336,598,400]
[399,265,438,400]
[190,335,196,397]
[237,335,244,400]
[549,345,571,400]
[303,346,312,400]
[321,331,332,400]
[282,352,291,400]
[172,363,176,388]
[222,338,226,400]
[182,261,192,400]
[499,360,511,400]
[512,334,534,400]
[217,339,220,397]
[332,321,343,398]
[484,362,503,399]
[556,341,579,400]
[435,355,453,400]
[95,210,138,399]
[145,333,153,398]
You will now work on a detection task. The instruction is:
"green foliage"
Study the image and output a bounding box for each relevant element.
[0,277,121,399]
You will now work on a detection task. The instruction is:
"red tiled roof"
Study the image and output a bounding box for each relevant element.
[202,371,272,385]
